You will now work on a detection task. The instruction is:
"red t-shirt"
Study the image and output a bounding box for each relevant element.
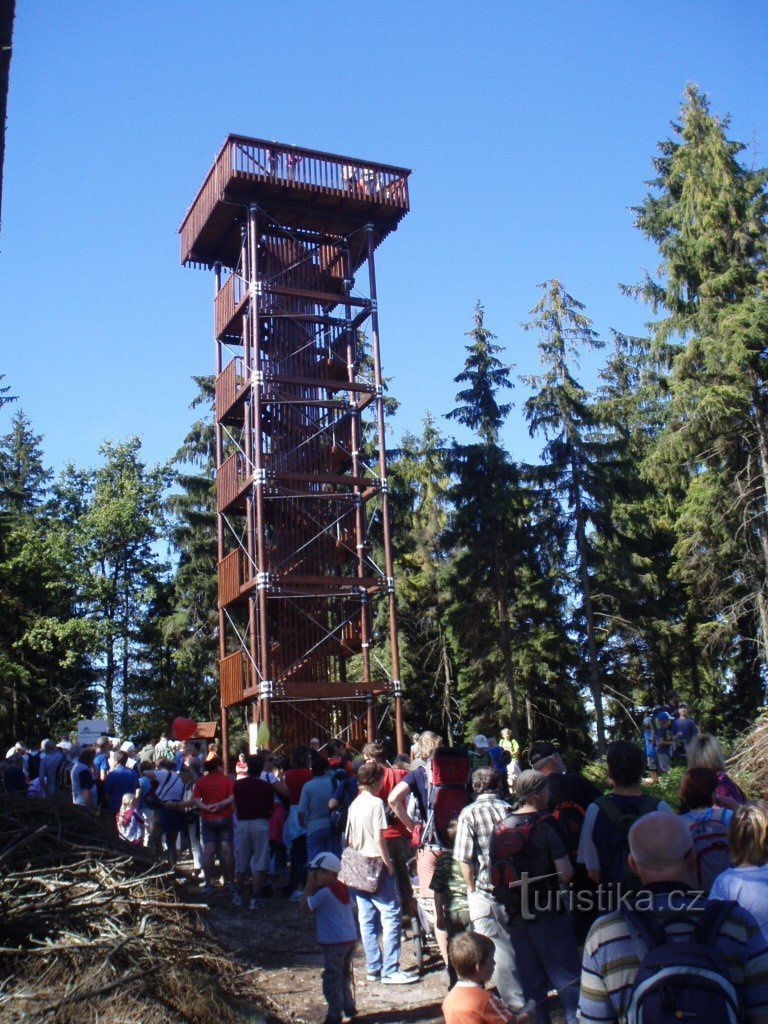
[379,766,408,840]
[233,776,275,820]
[193,772,234,820]
[284,768,312,806]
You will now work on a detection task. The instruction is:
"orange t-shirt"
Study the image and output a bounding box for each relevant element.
[442,983,517,1024]
[193,772,234,820]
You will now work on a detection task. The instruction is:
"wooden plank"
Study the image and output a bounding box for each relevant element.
[266,284,370,308]
[269,373,375,395]
[275,470,370,487]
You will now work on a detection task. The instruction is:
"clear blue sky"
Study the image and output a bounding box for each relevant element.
[1,2,766,475]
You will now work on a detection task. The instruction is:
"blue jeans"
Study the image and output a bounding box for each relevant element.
[354,870,401,978]
[509,913,581,1024]
[306,827,338,862]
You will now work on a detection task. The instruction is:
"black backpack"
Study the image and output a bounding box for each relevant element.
[26,751,41,780]
[597,794,660,885]
[330,776,356,835]
[623,901,740,1024]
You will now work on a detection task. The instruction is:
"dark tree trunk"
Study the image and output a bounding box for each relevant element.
[0,0,15,243]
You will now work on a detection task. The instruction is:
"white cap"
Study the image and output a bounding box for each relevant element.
[473,734,489,749]
[308,852,342,873]
[310,737,320,746]
[120,741,136,753]
[56,740,72,751]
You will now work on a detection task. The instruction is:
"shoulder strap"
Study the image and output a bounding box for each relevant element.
[638,795,660,815]
[623,907,668,949]
[596,794,623,823]
[156,772,179,801]
[695,900,737,947]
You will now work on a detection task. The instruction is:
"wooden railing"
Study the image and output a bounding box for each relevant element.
[220,651,247,707]
[215,357,247,421]
[218,549,244,607]
[180,140,232,263]
[228,136,409,208]
[180,135,410,263]
[215,273,248,340]
[216,451,250,511]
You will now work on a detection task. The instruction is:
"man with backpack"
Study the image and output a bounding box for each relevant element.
[453,768,525,1014]
[579,811,768,1024]
[491,769,580,1023]
[530,740,602,940]
[577,741,671,911]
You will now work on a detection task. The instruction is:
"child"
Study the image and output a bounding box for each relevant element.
[442,932,533,1024]
[301,852,357,1024]
[116,793,146,846]
[431,819,471,986]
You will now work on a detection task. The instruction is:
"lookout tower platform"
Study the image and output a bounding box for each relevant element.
[180,135,410,757]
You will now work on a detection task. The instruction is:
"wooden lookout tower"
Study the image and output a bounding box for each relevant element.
[180,136,410,757]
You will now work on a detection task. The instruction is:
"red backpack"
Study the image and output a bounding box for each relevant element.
[420,747,471,849]
[490,811,552,913]
[689,808,731,894]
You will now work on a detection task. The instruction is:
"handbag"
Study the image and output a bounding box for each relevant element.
[338,846,384,893]
[338,812,384,893]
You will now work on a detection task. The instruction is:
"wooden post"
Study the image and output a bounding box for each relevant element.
[365,225,405,754]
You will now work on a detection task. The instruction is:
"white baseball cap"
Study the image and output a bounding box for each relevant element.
[308,852,342,873]
[473,734,489,749]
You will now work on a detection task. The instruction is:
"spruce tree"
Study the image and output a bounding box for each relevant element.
[162,376,219,720]
[633,85,768,701]
[445,302,522,737]
[522,280,609,752]
[0,409,52,512]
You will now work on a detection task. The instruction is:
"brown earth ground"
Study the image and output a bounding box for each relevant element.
[188,878,567,1024]
[195,879,446,1024]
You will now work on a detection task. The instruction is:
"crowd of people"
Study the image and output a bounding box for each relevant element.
[3,707,768,1024]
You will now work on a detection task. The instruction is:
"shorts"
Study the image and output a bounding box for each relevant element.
[236,818,270,874]
[159,807,186,837]
[201,817,234,846]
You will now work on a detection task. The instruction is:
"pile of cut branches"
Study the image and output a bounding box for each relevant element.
[0,795,255,1023]
[729,716,768,800]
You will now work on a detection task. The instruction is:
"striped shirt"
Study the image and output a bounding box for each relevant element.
[579,886,768,1022]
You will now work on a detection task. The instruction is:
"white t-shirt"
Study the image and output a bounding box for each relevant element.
[346,789,386,858]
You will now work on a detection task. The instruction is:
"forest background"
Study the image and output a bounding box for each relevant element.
[3,80,768,759]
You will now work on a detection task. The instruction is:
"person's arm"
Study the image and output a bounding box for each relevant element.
[298,787,308,828]
[460,861,477,893]
[376,829,394,874]
[272,779,289,801]
[579,947,618,1024]
[388,779,415,832]
[554,855,573,885]
[577,803,602,886]
[301,868,319,913]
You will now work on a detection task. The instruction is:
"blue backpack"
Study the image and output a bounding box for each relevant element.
[623,901,740,1024]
